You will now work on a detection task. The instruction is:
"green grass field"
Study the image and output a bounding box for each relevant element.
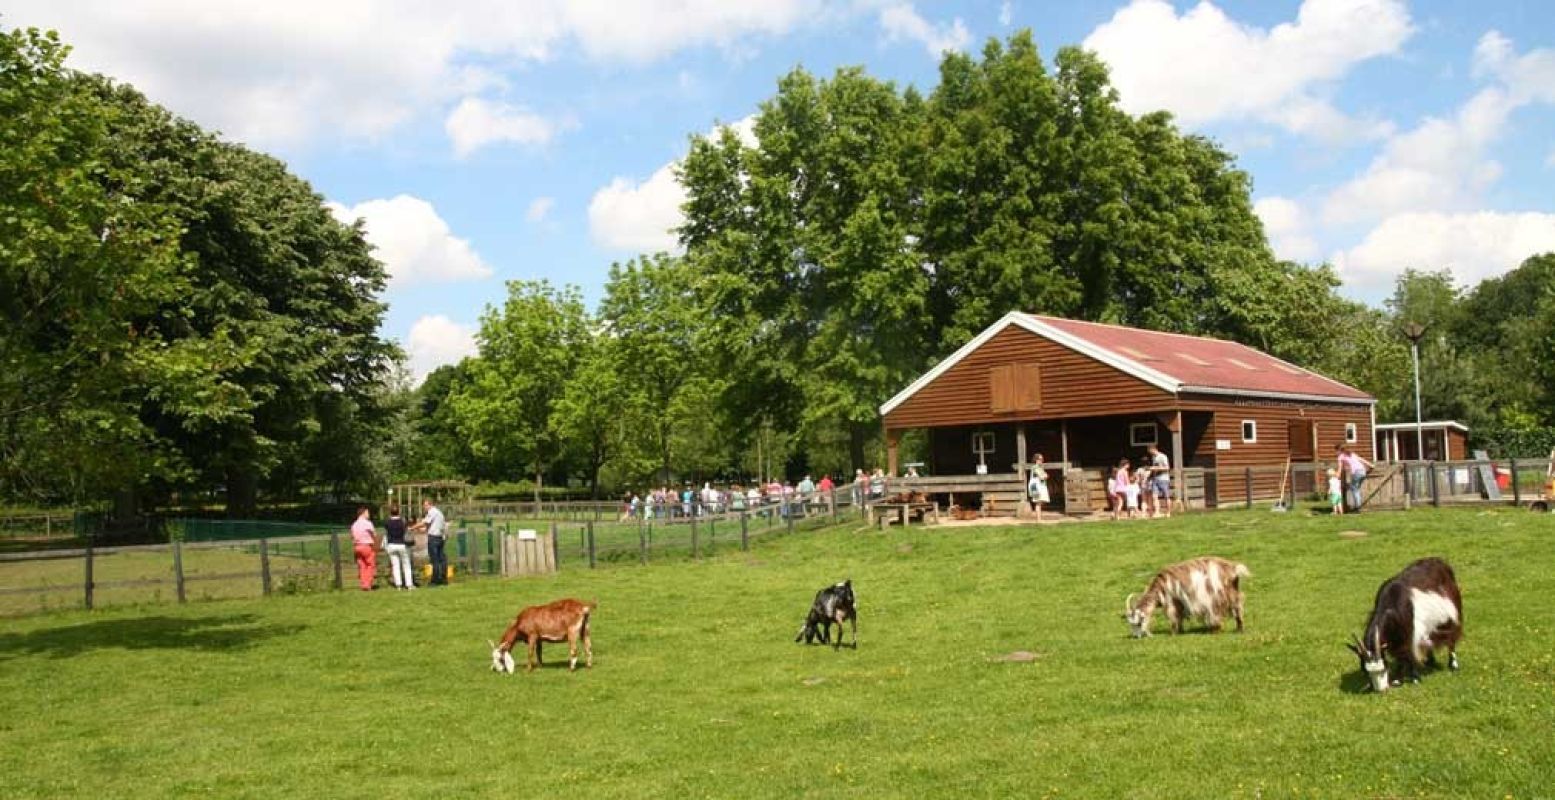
[1,508,1552,798]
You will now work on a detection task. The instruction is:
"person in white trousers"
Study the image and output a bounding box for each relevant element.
[382,504,416,590]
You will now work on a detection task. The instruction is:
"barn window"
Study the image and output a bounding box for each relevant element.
[988,363,1041,413]
[1129,423,1158,447]
[972,431,996,456]
[1241,420,1258,443]
[1345,422,1358,444]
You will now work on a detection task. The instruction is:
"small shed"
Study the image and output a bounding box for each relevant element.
[879,312,1376,511]
[1374,421,1469,462]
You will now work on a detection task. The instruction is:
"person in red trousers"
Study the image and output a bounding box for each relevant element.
[349,506,377,591]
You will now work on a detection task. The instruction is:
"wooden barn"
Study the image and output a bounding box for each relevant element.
[879,312,1376,513]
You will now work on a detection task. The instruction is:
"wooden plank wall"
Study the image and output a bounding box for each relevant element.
[885,325,1175,429]
[1188,397,1373,505]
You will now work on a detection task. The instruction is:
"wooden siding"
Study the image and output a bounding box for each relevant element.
[1190,395,1373,505]
[885,326,1174,429]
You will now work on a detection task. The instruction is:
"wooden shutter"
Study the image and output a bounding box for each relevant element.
[1014,363,1042,411]
[989,363,1041,413]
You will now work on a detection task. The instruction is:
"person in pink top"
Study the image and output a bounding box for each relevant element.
[349,506,377,591]
[1336,443,1374,513]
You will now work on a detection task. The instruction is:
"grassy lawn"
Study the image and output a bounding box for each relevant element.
[1,507,1552,798]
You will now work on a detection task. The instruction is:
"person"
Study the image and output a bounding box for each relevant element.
[905,465,920,478]
[681,485,693,518]
[1124,462,1143,518]
[1133,463,1153,519]
[1327,468,1345,516]
[1110,459,1132,521]
[410,498,448,586]
[1337,443,1374,512]
[818,474,835,501]
[1146,444,1172,518]
[349,506,377,591]
[383,504,415,591]
[870,468,887,499]
[1027,454,1049,522]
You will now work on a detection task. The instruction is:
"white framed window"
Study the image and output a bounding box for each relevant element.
[1344,422,1358,444]
[1129,422,1158,447]
[1241,420,1258,443]
[972,431,996,456]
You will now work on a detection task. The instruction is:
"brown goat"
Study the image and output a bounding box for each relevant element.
[490,598,595,673]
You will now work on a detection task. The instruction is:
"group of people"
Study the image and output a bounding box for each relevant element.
[347,498,450,592]
[622,470,897,522]
[1105,444,1175,520]
[1328,443,1374,515]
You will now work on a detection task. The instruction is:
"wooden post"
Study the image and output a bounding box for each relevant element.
[639,520,648,565]
[1429,461,1441,507]
[786,509,794,535]
[84,544,94,610]
[466,528,478,577]
[587,521,596,569]
[886,428,900,477]
[259,538,272,596]
[330,533,343,590]
[828,489,837,520]
[1244,467,1253,509]
[1171,411,1185,511]
[691,517,700,559]
[1511,458,1521,506]
[549,522,560,567]
[1015,423,1029,519]
[173,539,186,603]
[740,511,749,551]
[1060,419,1070,467]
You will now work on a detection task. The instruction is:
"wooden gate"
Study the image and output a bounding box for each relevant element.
[500,530,557,577]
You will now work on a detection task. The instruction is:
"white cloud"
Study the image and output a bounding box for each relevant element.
[588,117,757,252]
[1083,0,1411,142]
[1322,32,1555,225]
[404,315,479,384]
[999,2,1014,27]
[1,0,820,149]
[445,97,572,157]
[1254,197,1320,262]
[1333,211,1555,288]
[526,197,556,223]
[327,195,493,287]
[878,3,971,57]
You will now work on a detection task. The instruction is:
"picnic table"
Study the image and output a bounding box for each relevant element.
[870,502,940,530]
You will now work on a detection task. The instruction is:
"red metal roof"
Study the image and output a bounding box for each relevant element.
[1023,314,1373,401]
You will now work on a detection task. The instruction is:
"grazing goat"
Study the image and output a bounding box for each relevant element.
[795,580,857,649]
[1347,557,1462,692]
[490,598,594,674]
[1124,557,1248,638]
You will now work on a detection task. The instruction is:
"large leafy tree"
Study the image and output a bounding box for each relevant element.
[452,281,588,500]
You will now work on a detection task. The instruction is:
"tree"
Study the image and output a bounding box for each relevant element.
[552,336,638,498]
[452,281,588,502]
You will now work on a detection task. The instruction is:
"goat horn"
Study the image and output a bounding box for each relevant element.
[1124,593,1136,613]
[488,639,497,650]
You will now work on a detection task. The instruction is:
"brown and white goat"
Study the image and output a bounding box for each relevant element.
[1124,556,1248,638]
[490,598,594,674]
[1347,557,1462,692]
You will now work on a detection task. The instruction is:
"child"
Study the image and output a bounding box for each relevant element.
[1327,468,1344,516]
[1123,465,1142,518]
[1111,459,1132,520]
[1134,464,1154,518]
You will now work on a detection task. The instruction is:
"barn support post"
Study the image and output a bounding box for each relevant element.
[1015,424,1029,519]
[885,428,900,477]
[1060,420,1070,467]
[1511,458,1521,506]
[1171,411,1185,511]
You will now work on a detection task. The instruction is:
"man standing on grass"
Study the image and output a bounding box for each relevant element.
[1147,444,1171,518]
[411,498,448,585]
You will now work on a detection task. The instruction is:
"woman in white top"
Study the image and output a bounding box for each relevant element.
[1027,454,1050,522]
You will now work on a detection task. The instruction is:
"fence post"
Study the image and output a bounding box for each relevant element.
[259,538,272,596]
[173,539,186,603]
[550,522,560,568]
[587,521,596,569]
[1511,458,1521,506]
[740,511,749,551]
[829,489,837,520]
[330,533,343,590]
[465,529,478,578]
[639,520,648,565]
[1429,462,1441,507]
[786,508,795,535]
[691,517,699,560]
[84,544,94,610]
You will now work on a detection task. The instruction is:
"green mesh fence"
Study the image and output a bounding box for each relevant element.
[170,518,342,542]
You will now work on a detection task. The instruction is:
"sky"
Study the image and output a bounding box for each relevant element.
[5,0,1554,382]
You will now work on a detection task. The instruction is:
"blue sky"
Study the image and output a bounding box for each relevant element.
[6,1,1554,380]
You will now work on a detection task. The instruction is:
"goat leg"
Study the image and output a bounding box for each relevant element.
[567,628,579,671]
[526,636,539,672]
[583,624,593,668]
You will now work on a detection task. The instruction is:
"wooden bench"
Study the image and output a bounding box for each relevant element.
[871,502,940,530]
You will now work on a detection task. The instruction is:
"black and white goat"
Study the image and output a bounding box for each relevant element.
[795,579,857,649]
[1347,557,1462,692]
[1124,557,1248,638]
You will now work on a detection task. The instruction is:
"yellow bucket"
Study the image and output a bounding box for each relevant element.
[420,564,455,582]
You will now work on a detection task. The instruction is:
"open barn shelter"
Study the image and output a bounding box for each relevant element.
[879,313,1376,514]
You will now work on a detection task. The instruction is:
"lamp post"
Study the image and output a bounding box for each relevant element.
[1402,322,1427,461]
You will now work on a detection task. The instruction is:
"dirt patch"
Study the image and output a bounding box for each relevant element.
[991,650,1043,663]
[896,543,913,554]
[1338,530,1367,539]
[802,676,828,686]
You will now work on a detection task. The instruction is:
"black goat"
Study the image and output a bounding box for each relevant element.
[795,579,858,649]
[1347,557,1463,692]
